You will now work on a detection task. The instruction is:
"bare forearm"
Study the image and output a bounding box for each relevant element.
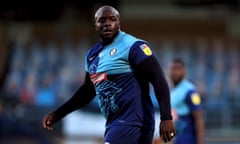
[193,111,205,144]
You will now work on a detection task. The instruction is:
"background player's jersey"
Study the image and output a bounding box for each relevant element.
[171,79,202,144]
[85,31,155,129]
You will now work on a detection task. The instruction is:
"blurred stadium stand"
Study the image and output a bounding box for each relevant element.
[0,0,119,21]
[0,0,240,144]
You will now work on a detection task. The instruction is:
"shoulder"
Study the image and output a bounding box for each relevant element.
[86,42,101,59]
[182,79,196,91]
[120,31,148,47]
[180,79,197,98]
[183,80,202,105]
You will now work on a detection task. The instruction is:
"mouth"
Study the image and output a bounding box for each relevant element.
[102,29,113,35]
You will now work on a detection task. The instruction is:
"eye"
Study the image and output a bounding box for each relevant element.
[98,18,106,23]
[110,16,117,21]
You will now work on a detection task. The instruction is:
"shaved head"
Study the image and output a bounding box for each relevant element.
[94,5,120,20]
[170,59,186,86]
[94,5,121,45]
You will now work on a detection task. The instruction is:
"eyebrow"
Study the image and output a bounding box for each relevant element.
[96,15,118,21]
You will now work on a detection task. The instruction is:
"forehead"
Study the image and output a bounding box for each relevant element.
[95,8,118,20]
[171,62,184,69]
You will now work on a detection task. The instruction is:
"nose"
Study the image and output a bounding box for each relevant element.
[104,19,112,27]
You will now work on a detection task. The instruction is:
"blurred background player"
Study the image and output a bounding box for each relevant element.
[169,58,205,144]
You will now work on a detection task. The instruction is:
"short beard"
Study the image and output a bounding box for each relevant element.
[173,78,184,87]
[101,37,114,46]
[100,31,119,46]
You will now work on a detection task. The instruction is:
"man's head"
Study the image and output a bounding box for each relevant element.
[94,5,120,45]
[169,58,186,86]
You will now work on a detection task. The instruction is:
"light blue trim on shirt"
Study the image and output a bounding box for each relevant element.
[171,79,195,116]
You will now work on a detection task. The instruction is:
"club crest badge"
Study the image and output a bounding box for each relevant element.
[109,48,117,56]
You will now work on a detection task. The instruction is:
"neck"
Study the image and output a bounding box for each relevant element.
[101,31,120,46]
[102,38,114,46]
[173,78,184,87]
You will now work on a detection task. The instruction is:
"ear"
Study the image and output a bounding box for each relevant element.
[118,21,121,30]
[94,20,98,31]
[95,23,98,31]
[183,68,187,76]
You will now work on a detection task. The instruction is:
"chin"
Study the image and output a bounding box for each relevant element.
[103,35,114,41]
[102,37,114,45]
[103,34,114,38]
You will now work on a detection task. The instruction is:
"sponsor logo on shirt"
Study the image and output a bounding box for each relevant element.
[140,44,152,56]
[96,80,121,117]
[89,64,97,74]
[90,72,107,85]
[89,56,95,61]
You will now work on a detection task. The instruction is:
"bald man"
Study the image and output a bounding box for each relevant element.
[42,5,175,144]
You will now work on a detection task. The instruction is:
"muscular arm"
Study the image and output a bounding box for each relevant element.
[52,72,96,122]
[192,110,205,144]
[128,41,175,142]
[187,92,204,144]
[135,55,172,120]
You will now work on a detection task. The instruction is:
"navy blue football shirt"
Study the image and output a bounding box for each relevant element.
[171,79,202,144]
[85,31,155,129]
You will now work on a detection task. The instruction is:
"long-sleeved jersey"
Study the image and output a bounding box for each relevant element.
[86,31,170,128]
[53,31,172,130]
